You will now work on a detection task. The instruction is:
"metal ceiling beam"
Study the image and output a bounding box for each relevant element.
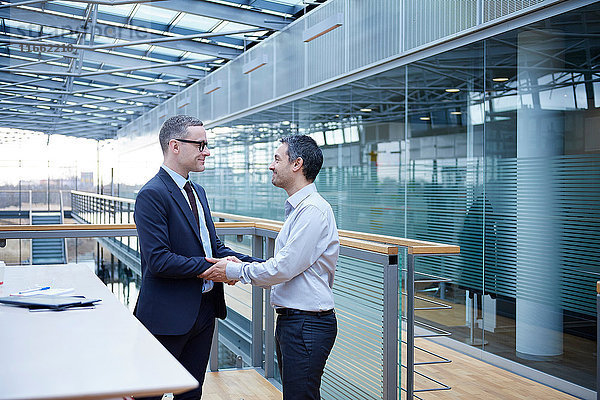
[49,119,122,128]
[0,99,150,117]
[0,56,59,71]
[0,85,161,108]
[0,6,242,59]
[0,110,137,123]
[0,91,151,109]
[0,59,200,83]
[75,50,206,79]
[223,0,302,16]
[0,0,160,8]
[46,1,245,47]
[0,116,125,128]
[85,28,264,50]
[78,57,213,77]
[0,38,208,78]
[0,122,116,138]
[0,107,135,121]
[71,78,184,94]
[154,0,290,30]
[0,107,128,131]
[0,51,197,87]
[0,56,188,92]
[0,87,164,107]
[0,70,161,102]
[0,28,261,52]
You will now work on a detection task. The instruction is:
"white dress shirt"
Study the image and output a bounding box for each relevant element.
[226,183,339,311]
[161,165,213,293]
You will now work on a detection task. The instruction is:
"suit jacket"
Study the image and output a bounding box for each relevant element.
[134,167,259,336]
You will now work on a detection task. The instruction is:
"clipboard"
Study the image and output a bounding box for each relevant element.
[0,295,101,310]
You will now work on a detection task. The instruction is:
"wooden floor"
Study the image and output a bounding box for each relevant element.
[218,286,580,399]
[401,339,578,399]
[203,369,281,400]
[202,339,579,400]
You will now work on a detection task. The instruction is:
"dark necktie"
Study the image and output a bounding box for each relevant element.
[183,181,214,293]
[183,181,200,229]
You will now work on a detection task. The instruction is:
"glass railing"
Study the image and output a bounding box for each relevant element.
[0,190,462,400]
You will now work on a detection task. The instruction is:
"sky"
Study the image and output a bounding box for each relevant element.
[0,128,106,186]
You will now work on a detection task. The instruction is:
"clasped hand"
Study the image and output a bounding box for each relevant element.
[198,256,241,285]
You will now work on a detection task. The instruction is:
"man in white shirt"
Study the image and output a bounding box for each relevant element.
[201,135,339,400]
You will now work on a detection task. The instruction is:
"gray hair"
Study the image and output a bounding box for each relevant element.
[159,115,203,153]
[280,135,323,182]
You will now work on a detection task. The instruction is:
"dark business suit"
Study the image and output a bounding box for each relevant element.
[134,167,258,399]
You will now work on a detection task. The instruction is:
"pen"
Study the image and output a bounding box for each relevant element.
[18,286,50,294]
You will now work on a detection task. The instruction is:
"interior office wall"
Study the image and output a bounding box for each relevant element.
[116,0,571,140]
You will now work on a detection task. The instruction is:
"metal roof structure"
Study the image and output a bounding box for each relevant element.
[0,0,319,139]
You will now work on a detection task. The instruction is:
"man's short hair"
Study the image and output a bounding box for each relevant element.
[159,115,204,153]
[280,135,323,182]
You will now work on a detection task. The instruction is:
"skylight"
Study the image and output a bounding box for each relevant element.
[176,14,222,31]
[133,5,179,26]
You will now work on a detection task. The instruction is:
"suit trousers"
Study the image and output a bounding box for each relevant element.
[275,312,337,400]
[137,290,217,400]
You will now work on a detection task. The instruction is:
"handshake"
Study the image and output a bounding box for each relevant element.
[198,256,242,286]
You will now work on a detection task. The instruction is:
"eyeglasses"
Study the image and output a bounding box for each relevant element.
[176,138,208,152]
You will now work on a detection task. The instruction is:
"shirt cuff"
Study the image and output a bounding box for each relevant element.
[226,261,243,281]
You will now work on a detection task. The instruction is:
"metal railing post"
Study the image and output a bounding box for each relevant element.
[406,253,415,400]
[251,234,264,368]
[383,253,399,400]
[264,237,276,378]
[127,203,131,250]
[29,190,32,265]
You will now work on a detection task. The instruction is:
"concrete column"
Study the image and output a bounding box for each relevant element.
[516,30,564,359]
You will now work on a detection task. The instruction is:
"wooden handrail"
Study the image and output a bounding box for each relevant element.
[254,221,283,231]
[338,230,459,255]
[221,216,458,255]
[0,222,431,256]
[213,211,275,224]
[0,224,136,231]
[60,190,460,256]
[341,236,398,255]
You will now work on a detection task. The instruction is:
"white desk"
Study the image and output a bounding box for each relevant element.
[0,264,198,400]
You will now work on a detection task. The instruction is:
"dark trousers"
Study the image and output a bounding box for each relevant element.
[275,312,337,400]
[137,291,216,400]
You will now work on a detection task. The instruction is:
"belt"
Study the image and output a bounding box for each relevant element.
[276,308,334,317]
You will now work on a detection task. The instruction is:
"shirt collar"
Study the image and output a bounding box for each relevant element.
[285,183,316,216]
[161,164,188,189]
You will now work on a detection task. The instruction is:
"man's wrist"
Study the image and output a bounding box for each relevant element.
[225,261,243,281]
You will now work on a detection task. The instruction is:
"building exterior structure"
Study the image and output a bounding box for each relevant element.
[113,1,600,398]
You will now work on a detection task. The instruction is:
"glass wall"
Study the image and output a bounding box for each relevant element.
[102,2,600,392]
[160,3,596,390]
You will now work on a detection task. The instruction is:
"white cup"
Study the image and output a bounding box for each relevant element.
[0,261,5,285]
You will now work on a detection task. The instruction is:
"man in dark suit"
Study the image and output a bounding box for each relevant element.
[134,115,259,400]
